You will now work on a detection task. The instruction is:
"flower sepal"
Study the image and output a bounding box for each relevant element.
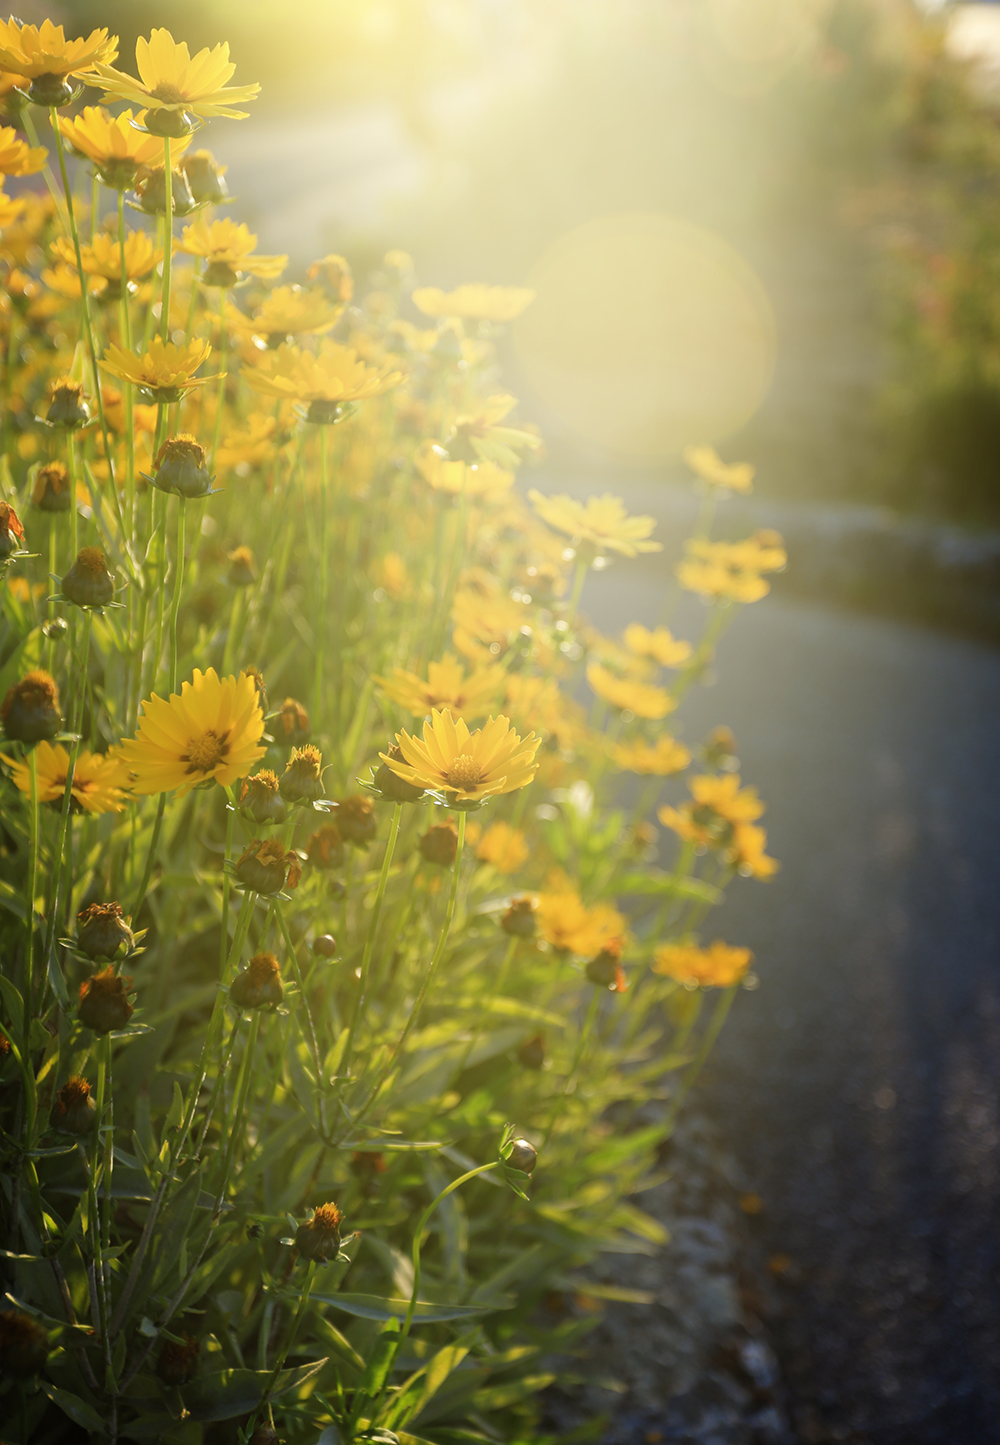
[22,76,85,108]
[301,399,358,427]
[498,1122,536,1200]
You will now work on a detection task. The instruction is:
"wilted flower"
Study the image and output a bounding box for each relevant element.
[276,697,309,745]
[294,1202,343,1262]
[119,668,265,796]
[419,821,458,867]
[1,669,62,743]
[305,824,344,870]
[230,951,284,1010]
[92,28,260,134]
[652,940,753,988]
[335,794,378,845]
[235,838,301,895]
[383,710,539,806]
[30,460,71,512]
[45,377,91,429]
[78,967,134,1034]
[57,546,116,608]
[502,896,537,938]
[52,1076,97,1135]
[0,500,26,559]
[240,770,286,825]
[76,901,134,959]
[280,745,325,804]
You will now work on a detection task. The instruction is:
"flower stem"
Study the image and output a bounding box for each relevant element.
[665,983,738,1128]
[214,1010,260,1199]
[160,139,172,343]
[246,1259,317,1435]
[342,802,402,1074]
[313,425,330,726]
[168,497,186,692]
[23,748,39,1041]
[542,984,602,1149]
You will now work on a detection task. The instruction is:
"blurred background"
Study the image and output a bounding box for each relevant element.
[16,2,1000,1440]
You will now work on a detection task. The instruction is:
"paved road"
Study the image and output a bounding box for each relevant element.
[585,567,1000,1444]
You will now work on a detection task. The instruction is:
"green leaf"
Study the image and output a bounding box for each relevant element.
[181,1358,327,1421]
[615,869,721,903]
[40,1382,107,1434]
[354,1315,400,1408]
[164,1080,184,1137]
[312,1291,512,1323]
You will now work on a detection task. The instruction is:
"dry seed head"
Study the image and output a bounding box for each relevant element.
[1,668,62,743]
[78,966,134,1034]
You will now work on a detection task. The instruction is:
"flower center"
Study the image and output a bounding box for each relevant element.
[184,729,230,774]
[446,754,482,790]
[151,81,188,104]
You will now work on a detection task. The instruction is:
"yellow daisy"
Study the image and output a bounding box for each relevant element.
[411,283,535,322]
[414,441,514,502]
[731,822,780,880]
[587,662,675,720]
[227,285,343,347]
[683,445,755,494]
[242,340,404,422]
[443,394,542,470]
[0,125,46,178]
[381,709,539,805]
[612,736,691,776]
[0,184,26,229]
[119,667,266,798]
[475,821,529,874]
[536,886,626,956]
[91,28,260,135]
[0,19,117,106]
[374,652,506,722]
[1,741,128,814]
[99,336,216,403]
[57,107,189,187]
[652,941,752,988]
[52,230,164,285]
[622,624,691,668]
[528,491,661,557]
[178,216,286,288]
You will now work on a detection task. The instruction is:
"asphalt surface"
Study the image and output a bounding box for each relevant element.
[585,567,1000,1445]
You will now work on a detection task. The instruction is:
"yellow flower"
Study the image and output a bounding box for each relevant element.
[451,587,532,663]
[612,736,691,776]
[731,822,780,880]
[52,230,163,283]
[374,552,408,599]
[623,623,691,668]
[56,107,189,186]
[411,283,535,322]
[0,126,46,177]
[528,491,661,557]
[227,285,343,346]
[536,887,626,956]
[1,742,128,814]
[99,336,216,402]
[215,414,278,472]
[658,775,777,877]
[587,662,675,720]
[0,184,26,229]
[683,445,755,494]
[415,441,513,502]
[375,653,505,722]
[243,340,404,419]
[382,709,540,804]
[677,532,786,605]
[475,821,529,874]
[443,394,541,470]
[178,216,286,286]
[0,19,117,96]
[91,28,260,132]
[119,668,266,798]
[306,253,354,302]
[652,940,752,988]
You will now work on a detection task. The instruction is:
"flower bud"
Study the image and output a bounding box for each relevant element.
[0,1309,49,1377]
[145,107,198,139]
[156,1334,199,1386]
[335,794,377,846]
[52,1076,97,1136]
[280,745,326,804]
[235,838,301,895]
[419,821,458,867]
[46,378,91,429]
[31,460,71,512]
[294,1201,343,1262]
[312,933,337,958]
[43,616,68,641]
[151,434,213,498]
[276,696,309,745]
[305,824,344,870]
[372,744,425,803]
[230,951,284,1010]
[227,545,257,586]
[507,1138,537,1175]
[517,1033,545,1071]
[586,945,626,992]
[179,149,229,206]
[28,74,76,107]
[239,770,287,826]
[0,501,25,560]
[702,725,738,770]
[502,896,537,939]
[59,546,115,608]
[305,398,354,426]
[1,669,62,743]
[78,967,134,1034]
[134,162,196,215]
[76,901,134,960]
[250,1428,280,1445]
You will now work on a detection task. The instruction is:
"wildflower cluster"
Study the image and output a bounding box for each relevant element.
[0,21,786,1444]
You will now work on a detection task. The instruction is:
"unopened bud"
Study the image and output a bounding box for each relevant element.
[508,1138,537,1175]
[419,821,457,867]
[502,897,536,938]
[294,1202,343,1262]
[45,378,91,429]
[335,794,377,845]
[52,1076,97,1136]
[1,669,62,742]
[76,901,134,960]
[59,547,115,608]
[372,744,425,803]
[312,933,337,958]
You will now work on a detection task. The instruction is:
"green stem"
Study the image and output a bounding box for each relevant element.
[273,900,326,1135]
[168,497,186,692]
[131,792,166,919]
[313,425,330,725]
[214,1010,260,1197]
[43,609,92,978]
[564,555,588,628]
[23,748,39,1042]
[160,140,173,342]
[665,984,738,1127]
[210,285,227,467]
[246,1259,317,1434]
[542,985,602,1149]
[117,189,136,534]
[342,803,402,1073]
[453,933,517,1086]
